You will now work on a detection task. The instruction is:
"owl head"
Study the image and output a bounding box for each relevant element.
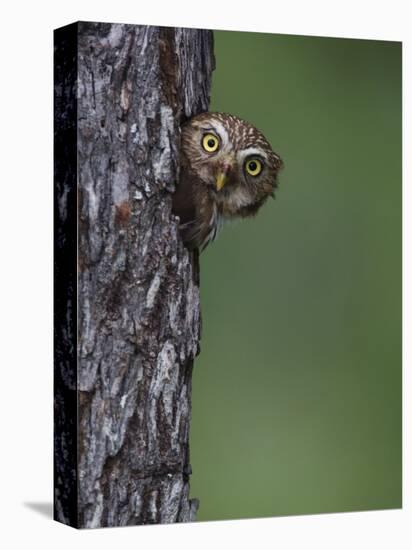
[180,112,283,219]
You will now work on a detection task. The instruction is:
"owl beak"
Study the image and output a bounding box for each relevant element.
[216,161,232,191]
[216,173,228,191]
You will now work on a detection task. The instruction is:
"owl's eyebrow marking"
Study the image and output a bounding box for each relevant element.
[239,147,268,161]
[201,126,220,137]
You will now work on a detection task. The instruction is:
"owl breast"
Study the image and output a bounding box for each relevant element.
[176,192,224,251]
[202,203,224,250]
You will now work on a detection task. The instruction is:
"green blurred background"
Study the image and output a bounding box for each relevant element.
[189,31,402,521]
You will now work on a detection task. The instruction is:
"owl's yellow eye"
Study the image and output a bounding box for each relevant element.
[202,133,219,153]
[245,158,262,176]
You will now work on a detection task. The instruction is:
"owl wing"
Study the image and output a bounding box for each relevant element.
[172,160,197,228]
[172,154,218,251]
[171,160,202,249]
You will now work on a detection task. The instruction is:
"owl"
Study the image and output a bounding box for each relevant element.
[172,112,283,252]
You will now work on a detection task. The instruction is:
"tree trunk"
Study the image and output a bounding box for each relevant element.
[54,21,214,528]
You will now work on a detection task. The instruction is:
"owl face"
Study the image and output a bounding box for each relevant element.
[181,112,282,217]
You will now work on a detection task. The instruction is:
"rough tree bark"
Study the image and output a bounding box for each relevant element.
[54,21,214,528]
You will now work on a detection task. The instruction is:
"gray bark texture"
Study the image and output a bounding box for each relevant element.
[54,21,214,528]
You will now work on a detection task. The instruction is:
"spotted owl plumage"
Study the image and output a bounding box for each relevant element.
[172,112,283,251]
